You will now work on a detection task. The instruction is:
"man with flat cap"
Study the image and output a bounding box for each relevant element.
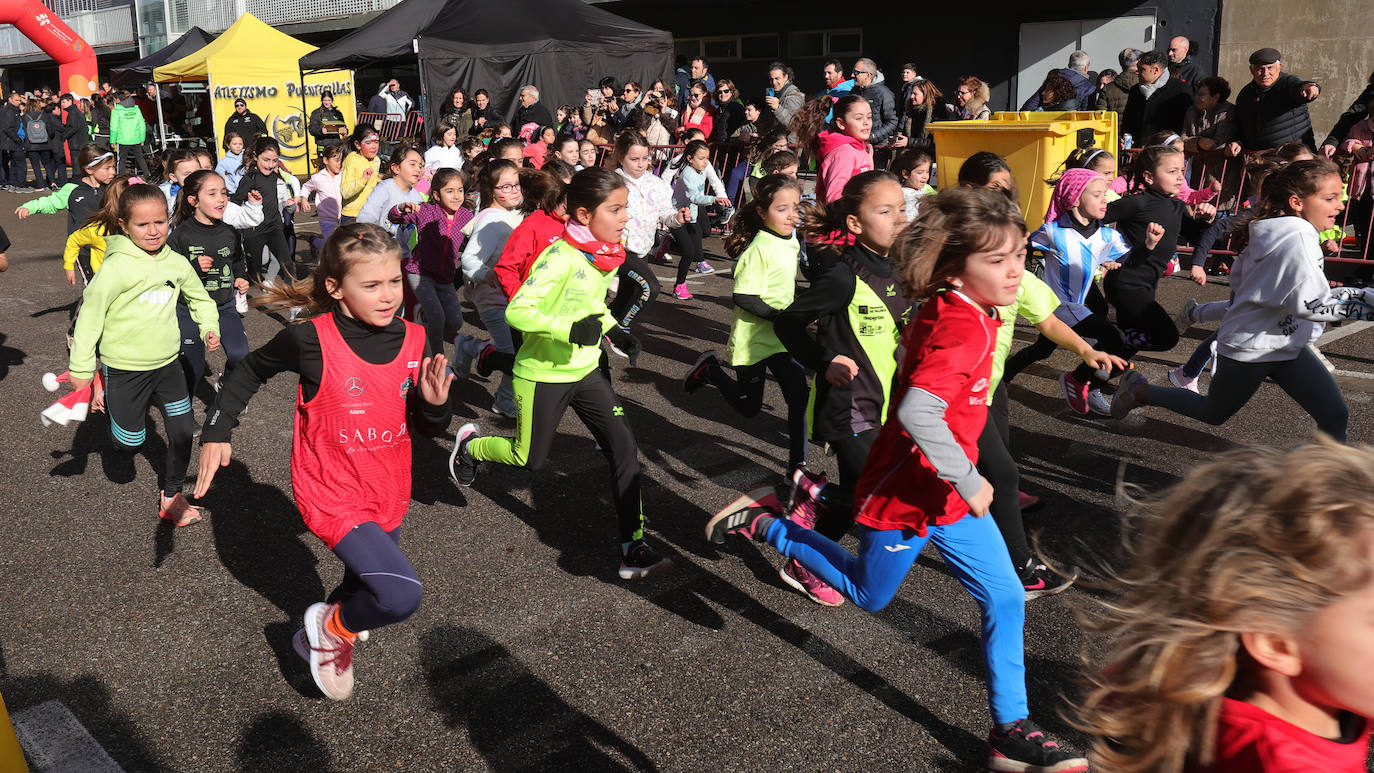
[1229,47,1321,153]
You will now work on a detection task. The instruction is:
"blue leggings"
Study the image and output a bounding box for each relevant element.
[765,514,1028,724]
[328,522,423,633]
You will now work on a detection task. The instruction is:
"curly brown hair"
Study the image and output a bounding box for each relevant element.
[1039,70,1077,108]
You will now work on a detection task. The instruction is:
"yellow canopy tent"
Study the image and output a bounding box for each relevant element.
[154,13,355,175]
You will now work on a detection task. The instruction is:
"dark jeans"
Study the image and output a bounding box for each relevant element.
[1144,347,1349,442]
[117,144,151,178]
[414,274,463,355]
[20,148,50,186]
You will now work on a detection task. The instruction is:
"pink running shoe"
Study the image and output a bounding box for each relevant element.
[673,282,692,300]
[779,559,844,606]
[705,487,783,544]
[786,467,828,529]
[1059,372,1090,414]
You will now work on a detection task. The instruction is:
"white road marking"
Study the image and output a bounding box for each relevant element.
[1334,369,1374,381]
[1317,321,1374,345]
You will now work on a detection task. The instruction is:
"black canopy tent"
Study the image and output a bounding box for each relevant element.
[298,0,672,129]
[110,27,216,87]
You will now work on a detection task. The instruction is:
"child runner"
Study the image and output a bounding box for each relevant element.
[771,170,917,607]
[1075,439,1374,772]
[1112,159,1374,441]
[66,183,221,526]
[216,132,246,193]
[706,187,1089,773]
[668,139,728,298]
[1002,169,1159,414]
[231,137,297,282]
[169,169,251,397]
[304,144,344,244]
[359,142,425,319]
[62,175,137,285]
[388,166,474,355]
[195,223,454,701]
[451,168,673,582]
[893,147,936,219]
[460,158,526,417]
[339,126,382,225]
[794,94,874,204]
[683,173,810,477]
[613,130,683,339]
[15,144,117,281]
[158,149,200,212]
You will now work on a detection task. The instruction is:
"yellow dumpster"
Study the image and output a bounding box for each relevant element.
[926,111,1118,231]
[0,691,30,773]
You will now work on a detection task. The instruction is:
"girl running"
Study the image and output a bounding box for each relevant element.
[707,187,1088,773]
[16,144,117,282]
[1002,168,1159,413]
[158,149,200,212]
[794,94,873,204]
[460,158,526,417]
[303,144,344,244]
[772,170,917,607]
[216,132,246,193]
[339,126,382,225]
[195,223,454,701]
[169,169,251,397]
[62,175,136,285]
[613,130,683,337]
[388,166,474,355]
[668,139,728,299]
[66,183,221,526]
[231,137,298,282]
[1112,159,1374,441]
[1075,439,1374,772]
[451,168,673,582]
[683,173,810,476]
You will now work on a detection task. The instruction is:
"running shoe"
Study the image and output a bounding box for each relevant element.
[779,560,844,607]
[235,289,249,315]
[1086,388,1111,416]
[159,492,205,526]
[705,486,783,544]
[673,282,692,300]
[1168,367,1200,393]
[988,719,1089,772]
[693,261,715,275]
[475,343,499,377]
[302,602,355,701]
[449,423,480,486]
[786,466,827,529]
[1017,491,1042,512]
[1111,370,1147,420]
[295,627,365,658]
[683,351,718,394]
[1059,372,1090,414]
[1019,561,1079,601]
[451,334,482,376]
[1174,298,1199,332]
[618,539,674,580]
[491,402,517,419]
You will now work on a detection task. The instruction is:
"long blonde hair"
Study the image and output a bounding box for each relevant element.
[254,222,402,320]
[1074,438,1374,772]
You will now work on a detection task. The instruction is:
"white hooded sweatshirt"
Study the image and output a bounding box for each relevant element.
[1218,216,1374,362]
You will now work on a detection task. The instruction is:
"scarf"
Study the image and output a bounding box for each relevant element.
[563,221,625,271]
[1044,168,1104,224]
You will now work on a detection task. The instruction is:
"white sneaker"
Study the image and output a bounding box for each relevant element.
[1168,367,1200,393]
[1086,388,1112,415]
[235,289,249,315]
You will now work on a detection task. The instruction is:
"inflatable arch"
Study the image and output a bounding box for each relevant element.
[1,0,98,97]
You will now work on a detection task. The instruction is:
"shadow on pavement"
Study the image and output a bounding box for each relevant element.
[0,672,166,772]
[235,710,334,772]
[420,624,660,772]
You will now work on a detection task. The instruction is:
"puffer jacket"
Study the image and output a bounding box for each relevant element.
[1235,72,1319,150]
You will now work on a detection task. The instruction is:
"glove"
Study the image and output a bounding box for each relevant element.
[568,314,603,346]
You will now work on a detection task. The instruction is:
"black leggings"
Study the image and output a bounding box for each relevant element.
[242,225,295,282]
[466,370,645,544]
[976,384,1032,572]
[1105,277,1179,356]
[706,352,810,473]
[328,522,422,632]
[104,361,195,497]
[672,220,705,285]
[608,251,660,329]
[1003,315,1131,386]
[117,144,151,178]
[177,301,250,398]
[812,428,878,541]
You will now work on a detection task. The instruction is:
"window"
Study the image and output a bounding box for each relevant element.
[676,34,780,63]
[788,31,823,58]
[826,30,862,56]
[702,38,738,61]
[788,28,862,58]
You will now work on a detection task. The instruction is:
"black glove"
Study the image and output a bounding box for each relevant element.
[568,314,603,346]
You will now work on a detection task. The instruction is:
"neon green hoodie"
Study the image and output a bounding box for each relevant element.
[505,239,616,383]
[68,234,219,379]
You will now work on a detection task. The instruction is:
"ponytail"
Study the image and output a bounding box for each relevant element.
[253,223,402,319]
[724,173,803,258]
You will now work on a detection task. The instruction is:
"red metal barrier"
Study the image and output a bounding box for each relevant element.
[356,111,426,142]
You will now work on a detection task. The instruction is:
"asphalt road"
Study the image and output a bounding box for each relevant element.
[2,190,1373,772]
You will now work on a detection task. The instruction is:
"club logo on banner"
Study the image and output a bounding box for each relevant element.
[213,76,354,176]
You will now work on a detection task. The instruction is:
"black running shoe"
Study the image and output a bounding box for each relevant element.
[684,351,718,394]
[618,539,674,580]
[988,719,1088,772]
[449,423,480,487]
[1019,561,1079,601]
[704,487,783,544]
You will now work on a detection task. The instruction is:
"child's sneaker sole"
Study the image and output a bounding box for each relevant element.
[705,487,781,544]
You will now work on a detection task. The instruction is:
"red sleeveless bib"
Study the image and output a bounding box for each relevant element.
[291,313,425,548]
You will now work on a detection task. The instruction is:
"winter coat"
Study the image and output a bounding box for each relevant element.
[514,102,553,133]
[852,81,899,146]
[1182,101,1238,151]
[308,106,346,151]
[1321,81,1374,150]
[223,110,267,142]
[0,103,20,151]
[1096,69,1139,117]
[1123,74,1193,139]
[63,104,90,152]
[109,100,146,146]
[817,130,873,203]
[1340,117,1374,200]
[1022,68,1095,111]
[1235,72,1319,150]
[441,105,473,138]
[772,81,805,136]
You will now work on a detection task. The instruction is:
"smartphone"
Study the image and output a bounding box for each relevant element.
[587,89,600,102]
[766,88,774,98]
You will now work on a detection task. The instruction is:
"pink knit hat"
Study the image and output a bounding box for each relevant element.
[1044,167,1105,224]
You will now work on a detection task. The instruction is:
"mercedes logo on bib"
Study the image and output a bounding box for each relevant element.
[345,377,365,397]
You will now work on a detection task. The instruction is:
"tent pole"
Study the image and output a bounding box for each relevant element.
[415,39,427,130]
[299,65,311,166]
[155,87,167,151]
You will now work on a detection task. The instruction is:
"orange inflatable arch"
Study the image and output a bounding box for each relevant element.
[1,0,98,97]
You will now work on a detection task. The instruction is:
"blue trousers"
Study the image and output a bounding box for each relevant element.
[328,522,423,633]
[765,514,1028,724]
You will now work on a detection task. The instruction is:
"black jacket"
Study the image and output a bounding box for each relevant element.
[1170,57,1204,92]
[1123,76,1194,139]
[1103,188,1212,291]
[852,81,899,146]
[63,104,90,151]
[0,103,22,151]
[469,104,501,134]
[224,110,268,142]
[1235,72,1319,150]
[513,101,553,132]
[308,106,346,149]
[1322,82,1374,149]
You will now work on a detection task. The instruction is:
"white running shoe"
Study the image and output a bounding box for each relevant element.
[235,289,249,315]
[1168,367,1200,393]
[1086,388,1112,416]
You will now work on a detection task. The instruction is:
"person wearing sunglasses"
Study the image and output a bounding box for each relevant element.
[613,81,645,127]
[849,57,899,148]
[712,79,747,141]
